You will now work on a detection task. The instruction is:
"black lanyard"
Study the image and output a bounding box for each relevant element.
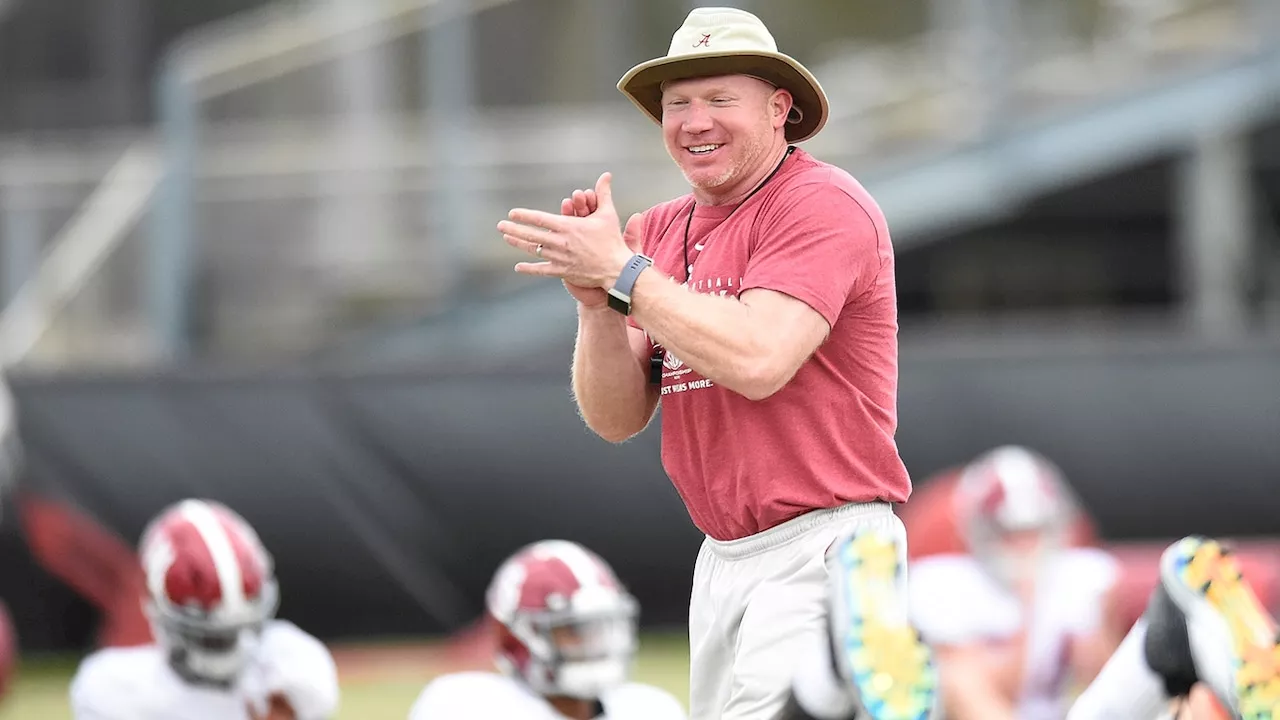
[681,145,795,282]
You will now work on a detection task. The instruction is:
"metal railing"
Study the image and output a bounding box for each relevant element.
[0,0,1273,367]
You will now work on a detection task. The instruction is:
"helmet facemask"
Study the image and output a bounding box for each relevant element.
[972,520,1068,590]
[500,590,639,700]
[488,539,641,701]
[148,577,279,687]
[958,446,1077,591]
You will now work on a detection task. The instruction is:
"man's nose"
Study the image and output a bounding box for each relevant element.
[683,103,713,133]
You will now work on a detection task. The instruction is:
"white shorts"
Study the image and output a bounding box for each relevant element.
[688,501,907,720]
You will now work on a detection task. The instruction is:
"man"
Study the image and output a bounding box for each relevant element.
[495,7,932,719]
[69,498,340,719]
[1067,534,1280,720]
[406,539,688,719]
[906,446,1125,719]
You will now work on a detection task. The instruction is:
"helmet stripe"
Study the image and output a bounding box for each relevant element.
[178,500,247,613]
[542,540,611,590]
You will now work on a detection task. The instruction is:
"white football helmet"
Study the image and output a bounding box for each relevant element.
[955,445,1079,587]
[139,499,278,686]
[486,539,639,700]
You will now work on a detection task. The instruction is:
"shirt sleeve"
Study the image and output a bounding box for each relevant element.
[741,180,884,327]
[1061,549,1122,635]
[407,674,519,720]
[257,622,341,720]
[68,653,134,720]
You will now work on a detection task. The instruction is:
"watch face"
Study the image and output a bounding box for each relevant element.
[607,291,631,316]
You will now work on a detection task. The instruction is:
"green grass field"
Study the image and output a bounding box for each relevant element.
[0,632,691,719]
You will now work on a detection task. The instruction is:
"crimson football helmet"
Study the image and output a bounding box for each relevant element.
[954,445,1080,586]
[139,499,278,686]
[486,539,639,700]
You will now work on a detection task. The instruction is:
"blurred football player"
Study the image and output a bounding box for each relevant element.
[68,498,339,720]
[408,539,687,719]
[906,446,1125,719]
[1068,535,1280,720]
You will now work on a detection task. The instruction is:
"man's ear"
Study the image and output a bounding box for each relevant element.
[771,88,795,130]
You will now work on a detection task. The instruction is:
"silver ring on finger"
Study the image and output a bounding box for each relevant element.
[535,243,543,258]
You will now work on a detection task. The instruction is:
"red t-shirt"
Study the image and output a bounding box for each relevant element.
[633,148,911,541]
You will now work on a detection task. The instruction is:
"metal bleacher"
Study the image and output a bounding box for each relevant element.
[1,0,1277,368]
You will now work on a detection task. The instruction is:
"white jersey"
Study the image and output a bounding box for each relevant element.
[407,671,687,720]
[69,620,339,720]
[909,548,1119,720]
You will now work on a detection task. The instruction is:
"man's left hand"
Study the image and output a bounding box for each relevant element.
[498,172,635,290]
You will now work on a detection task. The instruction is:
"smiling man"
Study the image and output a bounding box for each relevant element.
[496,7,933,720]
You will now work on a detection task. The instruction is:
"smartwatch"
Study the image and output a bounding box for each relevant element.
[607,254,654,316]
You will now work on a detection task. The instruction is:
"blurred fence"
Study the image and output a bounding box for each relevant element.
[3,335,1278,652]
[0,0,1275,369]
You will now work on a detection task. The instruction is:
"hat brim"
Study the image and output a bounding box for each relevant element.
[617,51,829,144]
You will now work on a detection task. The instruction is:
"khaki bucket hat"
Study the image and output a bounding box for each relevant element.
[617,7,829,143]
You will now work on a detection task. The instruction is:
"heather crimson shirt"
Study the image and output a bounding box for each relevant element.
[634,149,911,541]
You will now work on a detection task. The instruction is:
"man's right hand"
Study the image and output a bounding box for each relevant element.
[561,189,609,307]
[560,189,644,309]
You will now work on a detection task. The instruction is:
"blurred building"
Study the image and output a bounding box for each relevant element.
[0,0,1275,368]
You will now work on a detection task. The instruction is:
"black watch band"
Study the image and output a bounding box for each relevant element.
[607,254,654,316]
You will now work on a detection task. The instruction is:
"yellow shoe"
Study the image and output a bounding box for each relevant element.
[825,527,937,720]
[1154,536,1280,720]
